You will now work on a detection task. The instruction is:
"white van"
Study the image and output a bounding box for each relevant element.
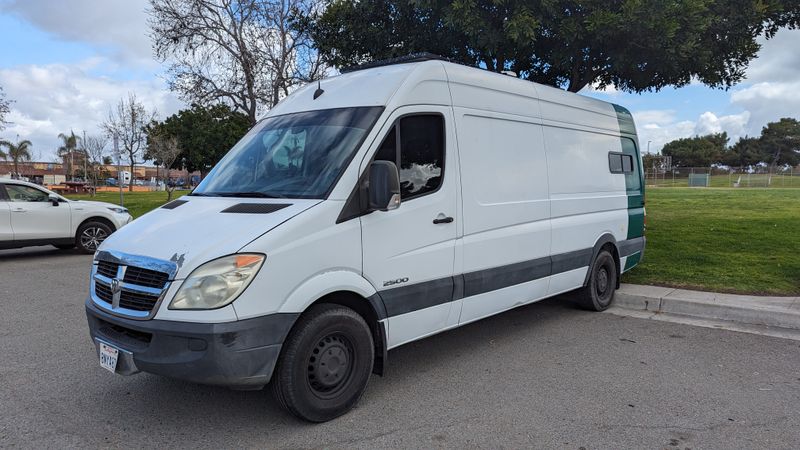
[85,55,645,422]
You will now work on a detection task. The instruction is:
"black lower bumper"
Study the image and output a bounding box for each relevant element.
[85,299,298,389]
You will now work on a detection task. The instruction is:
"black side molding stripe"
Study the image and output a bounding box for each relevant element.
[377,237,644,318]
[380,277,454,317]
[618,236,645,257]
[464,256,550,298]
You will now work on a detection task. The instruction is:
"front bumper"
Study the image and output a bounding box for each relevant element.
[85,299,298,389]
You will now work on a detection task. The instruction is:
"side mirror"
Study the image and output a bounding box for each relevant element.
[48,194,60,206]
[368,161,401,211]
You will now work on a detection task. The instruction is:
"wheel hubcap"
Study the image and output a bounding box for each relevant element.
[307,334,354,398]
[80,227,107,250]
[597,267,609,293]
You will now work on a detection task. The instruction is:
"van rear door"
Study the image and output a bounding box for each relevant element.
[360,106,460,348]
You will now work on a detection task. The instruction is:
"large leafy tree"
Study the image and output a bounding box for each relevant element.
[662,133,728,167]
[145,104,251,176]
[311,0,800,92]
[0,139,33,178]
[721,136,765,170]
[758,118,800,170]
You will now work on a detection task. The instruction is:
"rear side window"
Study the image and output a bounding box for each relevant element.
[0,184,8,201]
[375,114,445,201]
[620,138,641,191]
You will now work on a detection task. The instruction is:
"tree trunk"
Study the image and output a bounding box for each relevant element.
[129,160,135,192]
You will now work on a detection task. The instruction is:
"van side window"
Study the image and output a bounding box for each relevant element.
[620,138,641,191]
[375,114,445,201]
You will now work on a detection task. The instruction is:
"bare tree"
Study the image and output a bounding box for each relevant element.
[146,133,181,200]
[148,0,325,125]
[102,93,156,192]
[84,135,108,197]
[0,86,11,132]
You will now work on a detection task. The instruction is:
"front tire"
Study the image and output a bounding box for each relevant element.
[575,249,618,311]
[271,304,374,422]
[76,221,113,254]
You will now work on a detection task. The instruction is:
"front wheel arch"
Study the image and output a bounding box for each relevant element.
[75,217,116,253]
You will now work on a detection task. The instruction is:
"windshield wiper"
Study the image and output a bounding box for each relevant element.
[211,191,286,199]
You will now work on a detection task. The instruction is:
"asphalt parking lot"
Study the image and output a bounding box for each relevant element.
[1,246,799,449]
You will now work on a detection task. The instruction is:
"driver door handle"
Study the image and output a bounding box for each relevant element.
[432,216,454,224]
[11,208,26,213]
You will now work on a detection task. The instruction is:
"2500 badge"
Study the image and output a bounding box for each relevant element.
[383,277,409,287]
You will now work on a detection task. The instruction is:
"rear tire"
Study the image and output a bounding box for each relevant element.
[76,221,113,254]
[271,304,374,422]
[574,249,618,311]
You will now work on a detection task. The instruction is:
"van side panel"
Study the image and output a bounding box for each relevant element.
[540,102,630,294]
[454,111,552,323]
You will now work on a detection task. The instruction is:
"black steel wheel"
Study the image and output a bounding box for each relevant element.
[271,304,374,422]
[574,249,618,311]
[76,221,112,254]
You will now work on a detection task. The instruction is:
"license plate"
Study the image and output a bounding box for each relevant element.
[99,342,119,373]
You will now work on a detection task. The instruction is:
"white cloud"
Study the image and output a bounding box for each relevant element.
[693,111,750,139]
[0,0,153,66]
[0,61,182,160]
[633,110,751,153]
[730,80,800,136]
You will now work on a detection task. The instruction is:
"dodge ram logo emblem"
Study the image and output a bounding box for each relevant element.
[110,278,122,309]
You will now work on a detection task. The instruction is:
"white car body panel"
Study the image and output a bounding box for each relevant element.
[0,179,132,249]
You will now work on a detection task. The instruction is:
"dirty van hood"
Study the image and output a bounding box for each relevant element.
[98,197,320,278]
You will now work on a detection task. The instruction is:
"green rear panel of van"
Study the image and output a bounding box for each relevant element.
[613,104,645,271]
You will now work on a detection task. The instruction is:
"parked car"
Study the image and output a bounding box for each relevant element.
[0,178,133,253]
[85,55,645,422]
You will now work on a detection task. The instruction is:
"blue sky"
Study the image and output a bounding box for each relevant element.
[1,0,798,160]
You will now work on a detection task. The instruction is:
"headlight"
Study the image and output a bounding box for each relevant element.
[108,207,129,214]
[169,254,265,310]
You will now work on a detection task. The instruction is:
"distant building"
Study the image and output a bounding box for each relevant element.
[0,160,200,187]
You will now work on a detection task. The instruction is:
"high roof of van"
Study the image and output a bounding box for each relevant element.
[267,60,636,138]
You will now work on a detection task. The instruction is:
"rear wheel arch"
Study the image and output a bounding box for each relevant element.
[584,233,621,289]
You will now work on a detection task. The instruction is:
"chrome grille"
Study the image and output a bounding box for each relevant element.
[91,251,177,320]
[97,261,119,278]
[123,267,169,289]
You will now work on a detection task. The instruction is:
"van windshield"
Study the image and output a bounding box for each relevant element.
[193,106,383,199]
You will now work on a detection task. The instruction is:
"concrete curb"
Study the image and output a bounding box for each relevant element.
[613,284,800,331]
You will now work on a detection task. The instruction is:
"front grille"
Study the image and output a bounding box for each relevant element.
[123,267,169,289]
[97,260,119,278]
[94,280,162,312]
[93,258,171,318]
[119,290,160,311]
[95,282,113,302]
[97,319,152,347]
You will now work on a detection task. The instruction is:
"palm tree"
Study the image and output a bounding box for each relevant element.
[0,139,32,178]
[58,131,81,180]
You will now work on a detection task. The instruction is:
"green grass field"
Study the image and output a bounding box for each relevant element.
[622,188,800,296]
[68,187,799,296]
[66,191,188,218]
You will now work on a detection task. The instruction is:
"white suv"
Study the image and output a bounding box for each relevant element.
[0,178,133,253]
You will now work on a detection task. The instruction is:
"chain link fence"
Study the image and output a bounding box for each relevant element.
[644,166,800,188]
